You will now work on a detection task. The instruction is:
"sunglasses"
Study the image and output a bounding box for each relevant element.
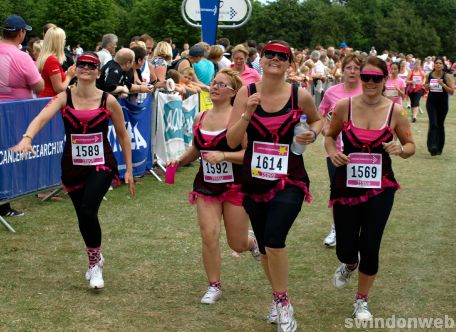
[264,50,289,62]
[360,74,384,83]
[211,81,234,90]
[76,62,98,70]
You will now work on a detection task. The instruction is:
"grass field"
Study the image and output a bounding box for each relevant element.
[1,98,455,332]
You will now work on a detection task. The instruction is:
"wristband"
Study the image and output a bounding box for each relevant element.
[309,128,318,142]
[22,134,33,140]
[241,113,251,122]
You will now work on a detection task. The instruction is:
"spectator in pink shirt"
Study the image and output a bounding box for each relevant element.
[0,15,44,101]
[230,44,261,85]
[0,15,44,217]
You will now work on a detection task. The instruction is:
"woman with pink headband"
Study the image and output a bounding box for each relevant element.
[227,40,322,332]
[12,51,135,290]
[325,56,415,321]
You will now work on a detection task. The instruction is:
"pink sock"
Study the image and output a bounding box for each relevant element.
[273,290,289,306]
[86,246,101,268]
[209,280,222,290]
[356,292,369,301]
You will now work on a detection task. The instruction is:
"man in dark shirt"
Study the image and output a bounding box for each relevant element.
[97,48,151,98]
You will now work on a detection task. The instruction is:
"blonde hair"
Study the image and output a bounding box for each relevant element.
[129,40,146,50]
[179,67,195,77]
[217,68,243,92]
[36,27,66,71]
[232,44,249,58]
[153,41,172,62]
[33,40,43,55]
[207,45,224,61]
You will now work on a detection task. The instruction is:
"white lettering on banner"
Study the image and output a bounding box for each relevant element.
[0,140,64,166]
[165,108,184,132]
[108,122,147,152]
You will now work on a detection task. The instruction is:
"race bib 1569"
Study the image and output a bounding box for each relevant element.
[346,153,382,188]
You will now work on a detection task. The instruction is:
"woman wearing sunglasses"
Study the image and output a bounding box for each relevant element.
[12,51,135,290]
[424,56,454,156]
[325,56,415,321]
[227,40,322,332]
[319,54,363,248]
[169,68,260,305]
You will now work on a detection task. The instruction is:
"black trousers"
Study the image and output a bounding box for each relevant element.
[426,96,449,153]
[333,188,395,276]
[68,170,113,248]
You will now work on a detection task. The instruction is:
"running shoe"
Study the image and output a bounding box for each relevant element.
[1,208,24,217]
[248,230,261,261]
[266,300,278,324]
[323,225,336,247]
[200,286,222,304]
[86,254,105,289]
[333,263,353,289]
[277,303,297,332]
[353,299,373,321]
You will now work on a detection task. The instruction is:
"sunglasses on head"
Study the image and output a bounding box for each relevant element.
[264,50,289,62]
[76,61,98,70]
[360,74,384,83]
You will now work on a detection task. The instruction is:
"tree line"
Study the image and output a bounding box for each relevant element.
[1,0,455,59]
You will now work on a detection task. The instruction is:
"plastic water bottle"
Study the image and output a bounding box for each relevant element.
[291,114,309,155]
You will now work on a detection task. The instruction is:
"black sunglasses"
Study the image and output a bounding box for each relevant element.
[264,50,289,62]
[360,74,384,83]
[76,61,98,70]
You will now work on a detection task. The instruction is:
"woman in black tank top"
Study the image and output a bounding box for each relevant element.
[227,40,322,331]
[12,52,135,290]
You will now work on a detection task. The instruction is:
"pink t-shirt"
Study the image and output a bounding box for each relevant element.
[232,64,261,85]
[384,77,406,105]
[319,83,362,152]
[0,42,42,101]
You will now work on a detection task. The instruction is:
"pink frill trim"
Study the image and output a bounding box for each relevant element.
[328,177,400,207]
[249,177,312,203]
[188,184,245,206]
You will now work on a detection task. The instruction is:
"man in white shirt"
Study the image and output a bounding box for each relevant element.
[97,33,118,68]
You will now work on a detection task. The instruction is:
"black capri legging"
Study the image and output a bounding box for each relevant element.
[408,90,423,108]
[243,184,304,254]
[68,170,113,248]
[333,188,395,276]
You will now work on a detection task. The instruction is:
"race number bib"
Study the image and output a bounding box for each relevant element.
[251,141,289,181]
[71,133,105,166]
[384,86,398,97]
[346,153,382,189]
[429,79,443,92]
[412,75,422,84]
[201,151,234,183]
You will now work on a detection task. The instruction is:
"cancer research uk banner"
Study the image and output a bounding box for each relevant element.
[0,98,64,200]
[109,94,153,178]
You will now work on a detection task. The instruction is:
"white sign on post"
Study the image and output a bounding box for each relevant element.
[182,0,252,28]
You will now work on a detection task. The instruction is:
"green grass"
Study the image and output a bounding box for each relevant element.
[1,98,455,331]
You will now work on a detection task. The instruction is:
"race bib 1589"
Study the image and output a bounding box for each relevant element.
[71,133,105,166]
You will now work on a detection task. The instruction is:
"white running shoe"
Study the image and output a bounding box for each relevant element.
[353,299,373,321]
[200,286,222,304]
[324,225,336,247]
[277,303,297,332]
[266,300,278,324]
[333,263,353,289]
[248,230,261,261]
[85,254,104,289]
